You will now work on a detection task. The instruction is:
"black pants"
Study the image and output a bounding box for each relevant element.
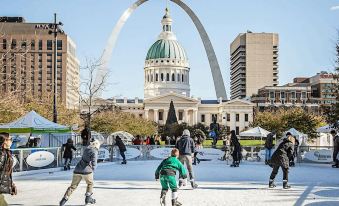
[64,158,72,166]
[120,151,126,161]
[270,165,288,181]
[333,147,338,163]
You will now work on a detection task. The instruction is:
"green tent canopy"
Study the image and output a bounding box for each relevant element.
[0,110,71,133]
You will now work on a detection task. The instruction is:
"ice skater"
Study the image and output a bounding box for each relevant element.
[115,135,127,164]
[175,129,198,189]
[230,130,241,167]
[331,130,339,168]
[61,138,77,171]
[268,132,294,189]
[264,133,274,165]
[59,139,100,206]
[155,148,187,206]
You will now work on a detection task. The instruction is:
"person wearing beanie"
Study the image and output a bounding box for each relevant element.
[61,138,77,171]
[114,136,127,164]
[155,148,187,206]
[59,139,100,206]
[0,132,17,206]
[175,129,198,189]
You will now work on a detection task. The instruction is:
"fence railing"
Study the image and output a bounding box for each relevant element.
[11,145,336,173]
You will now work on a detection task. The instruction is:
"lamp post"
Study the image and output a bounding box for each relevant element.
[49,13,63,123]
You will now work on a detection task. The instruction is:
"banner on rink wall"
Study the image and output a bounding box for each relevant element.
[117,148,142,160]
[196,148,224,160]
[150,148,172,159]
[26,151,55,167]
[304,149,333,163]
[98,148,110,160]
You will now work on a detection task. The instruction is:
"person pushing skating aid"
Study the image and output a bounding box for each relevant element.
[155,148,187,206]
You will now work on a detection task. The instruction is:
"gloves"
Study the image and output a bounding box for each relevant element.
[11,184,17,195]
[179,178,187,187]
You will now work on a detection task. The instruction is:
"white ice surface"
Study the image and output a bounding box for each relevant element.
[6,160,339,206]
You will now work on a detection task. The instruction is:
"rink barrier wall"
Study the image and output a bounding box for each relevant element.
[11,145,336,173]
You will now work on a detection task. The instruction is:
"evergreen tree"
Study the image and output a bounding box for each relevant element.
[166,100,178,125]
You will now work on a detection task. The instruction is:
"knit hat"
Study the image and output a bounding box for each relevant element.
[183,129,190,137]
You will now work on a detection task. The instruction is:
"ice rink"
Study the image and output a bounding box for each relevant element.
[6,160,339,206]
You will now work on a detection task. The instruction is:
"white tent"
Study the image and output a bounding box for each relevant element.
[239,127,271,137]
[107,131,134,145]
[317,123,338,133]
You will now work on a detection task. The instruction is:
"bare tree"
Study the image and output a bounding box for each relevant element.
[69,57,110,130]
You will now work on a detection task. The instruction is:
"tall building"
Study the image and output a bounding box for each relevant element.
[0,17,80,108]
[230,32,279,99]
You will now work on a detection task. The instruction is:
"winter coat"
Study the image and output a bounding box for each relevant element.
[270,138,294,169]
[74,146,98,175]
[155,156,187,179]
[115,138,127,152]
[265,135,274,150]
[150,137,156,145]
[0,149,13,194]
[81,128,91,146]
[62,143,76,159]
[333,135,339,151]
[176,135,195,155]
[230,137,242,161]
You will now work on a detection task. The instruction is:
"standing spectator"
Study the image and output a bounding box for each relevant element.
[145,136,151,145]
[264,133,275,165]
[170,136,176,145]
[81,126,91,146]
[331,130,339,168]
[133,135,142,145]
[230,130,241,167]
[59,139,100,206]
[209,118,220,148]
[150,136,156,145]
[0,133,17,206]
[175,129,198,189]
[268,133,294,189]
[115,136,127,164]
[165,136,171,145]
[61,138,77,171]
[155,135,161,145]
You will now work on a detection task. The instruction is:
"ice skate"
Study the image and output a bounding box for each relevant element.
[63,166,67,171]
[190,180,198,189]
[331,163,339,168]
[269,179,276,188]
[85,193,96,205]
[121,160,127,164]
[283,180,291,189]
[160,190,167,206]
[178,179,186,188]
[171,198,182,206]
[59,197,67,206]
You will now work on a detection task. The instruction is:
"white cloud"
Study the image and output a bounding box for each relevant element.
[330,5,339,10]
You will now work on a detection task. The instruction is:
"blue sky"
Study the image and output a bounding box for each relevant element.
[2,0,339,99]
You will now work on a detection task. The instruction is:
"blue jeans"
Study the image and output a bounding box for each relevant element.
[265,148,272,161]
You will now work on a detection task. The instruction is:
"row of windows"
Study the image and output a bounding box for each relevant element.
[146,73,188,83]
[269,91,307,99]
[2,39,62,51]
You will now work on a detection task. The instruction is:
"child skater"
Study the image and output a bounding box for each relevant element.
[155,148,187,206]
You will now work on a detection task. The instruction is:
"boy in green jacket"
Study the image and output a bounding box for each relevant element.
[155,148,187,206]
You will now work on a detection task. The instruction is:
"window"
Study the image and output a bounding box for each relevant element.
[39,40,42,50]
[236,127,239,135]
[11,39,17,49]
[166,73,169,81]
[151,75,153,82]
[177,74,180,82]
[57,40,62,50]
[2,39,6,50]
[236,114,239,122]
[226,113,230,121]
[172,73,175,81]
[182,74,184,82]
[226,126,230,133]
[245,114,248,122]
[211,114,218,122]
[291,91,296,99]
[280,91,285,99]
[21,41,27,49]
[147,75,149,82]
[161,73,164,81]
[179,112,183,121]
[301,92,306,99]
[156,74,159,81]
[269,91,275,99]
[201,114,205,122]
[47,40,53,50]
[31,40,35,50]
[159,111,163,121]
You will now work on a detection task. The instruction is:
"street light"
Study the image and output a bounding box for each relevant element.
[49,13,63,123]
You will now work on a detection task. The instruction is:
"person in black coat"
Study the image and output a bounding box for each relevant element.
[81,127,91,146]
[61,138,77,171]
[115,136,127,164]
[269,132,294,189]
[264,133,275,165]
[289,136,299,167]
[230,130,241,167]
[0,133,17,205]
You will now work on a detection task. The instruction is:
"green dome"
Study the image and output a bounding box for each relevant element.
[146,39,187,61]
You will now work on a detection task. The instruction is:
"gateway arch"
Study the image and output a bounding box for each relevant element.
[96,0,228,99]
